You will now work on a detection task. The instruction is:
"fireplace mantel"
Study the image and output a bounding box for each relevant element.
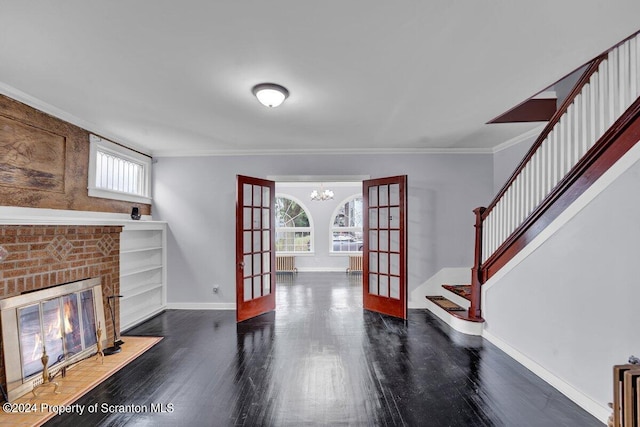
[0,206,152,225]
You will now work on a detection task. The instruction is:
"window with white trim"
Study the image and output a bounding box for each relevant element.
[330,195,363,253]
[275,196,313,253]
[88,134,152,204]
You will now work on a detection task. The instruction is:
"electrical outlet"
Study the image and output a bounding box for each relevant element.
[212,285,219,294]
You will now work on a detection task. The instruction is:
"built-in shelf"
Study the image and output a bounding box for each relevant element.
[121,246,163,255]
[121,265,163,278]
[119,222,167,331]
[122,282,163,301]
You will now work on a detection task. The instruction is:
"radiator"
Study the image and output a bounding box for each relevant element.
[347,255,363,274]
[276,255,297,273]
[612,365,640,427]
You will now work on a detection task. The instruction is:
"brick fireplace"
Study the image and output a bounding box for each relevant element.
[0,225,122,396]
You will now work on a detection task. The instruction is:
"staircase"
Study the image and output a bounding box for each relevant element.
[425,284,483,335]
[424,30,640,334]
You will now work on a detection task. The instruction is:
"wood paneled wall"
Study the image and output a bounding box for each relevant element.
[0,94,151,215]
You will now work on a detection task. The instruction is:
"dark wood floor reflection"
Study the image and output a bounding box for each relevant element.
[46,273,600,426]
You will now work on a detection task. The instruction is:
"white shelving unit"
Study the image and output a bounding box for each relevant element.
[119,221,167,331]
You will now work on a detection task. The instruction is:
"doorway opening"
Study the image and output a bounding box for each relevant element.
[237,174,407,322]
[272,177,367,275]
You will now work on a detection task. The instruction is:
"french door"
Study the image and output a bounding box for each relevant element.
[236,175,276,322]
[363,175,408,320]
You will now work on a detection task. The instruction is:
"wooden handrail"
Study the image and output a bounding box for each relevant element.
[461,29,640,326]
[481,55,605,220]
[483,28,640,221]
[481,95,640,281]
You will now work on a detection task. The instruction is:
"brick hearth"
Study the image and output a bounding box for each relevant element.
[0,225,122,394]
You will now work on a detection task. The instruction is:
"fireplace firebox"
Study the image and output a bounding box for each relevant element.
[0,278,107,401]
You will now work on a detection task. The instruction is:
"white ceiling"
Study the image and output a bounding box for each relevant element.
[0,1,638,157]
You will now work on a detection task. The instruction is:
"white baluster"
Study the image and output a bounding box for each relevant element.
[505,187,512,238]
[559,116,568,179]
[589,75,597,149]
[523,164,530,220]
[542,133,553,197]
[482,217,488,263]
[620,40,630,112]
[580,88,588,157]
[599,60,608,139]
[635,35,640,98]
[608,50,617,124]
[484,212,490,260]
[531,151,537,213]
[508,186,515,236]
[552,127,560,188]
[565,106,572,175]
[541,138,550,200]
[513,172,526,226]
[494,209,499,255]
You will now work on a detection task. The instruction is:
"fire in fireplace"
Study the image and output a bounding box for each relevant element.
[18,289,98,379]
[1,278,107,401]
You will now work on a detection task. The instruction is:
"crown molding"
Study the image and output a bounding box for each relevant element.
[152,146,493,157]
[492,125,545,154]
[0,81,151,156]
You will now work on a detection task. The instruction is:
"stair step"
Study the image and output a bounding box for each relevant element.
[442,284,472,301]
[425,295,466,312]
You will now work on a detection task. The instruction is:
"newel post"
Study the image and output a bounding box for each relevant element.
[469,207,486,320]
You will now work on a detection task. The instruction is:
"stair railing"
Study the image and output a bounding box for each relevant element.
[469,30,640,320]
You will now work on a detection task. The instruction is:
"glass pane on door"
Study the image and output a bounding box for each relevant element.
[389,184,400,205]
[243,184,252,205]
[369,274,378,295]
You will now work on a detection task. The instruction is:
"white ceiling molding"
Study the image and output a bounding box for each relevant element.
[492,125,546,154]
[152,146,494,158]
[0,81,151,156]
[269,175,370,183]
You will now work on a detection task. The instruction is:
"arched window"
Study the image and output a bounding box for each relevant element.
[330,195,363,253]
[275,195,313,253]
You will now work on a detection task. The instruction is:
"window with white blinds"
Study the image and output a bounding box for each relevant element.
[88,134,152,204]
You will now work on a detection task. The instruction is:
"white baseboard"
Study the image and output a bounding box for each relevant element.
[482,329,609,424]
[166,302,236,310]
[295,268,346,273]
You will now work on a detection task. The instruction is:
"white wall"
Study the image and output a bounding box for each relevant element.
[482,144,640,421]
[152,152,493,307]
[493,133,536,193]
[275,182,362,272]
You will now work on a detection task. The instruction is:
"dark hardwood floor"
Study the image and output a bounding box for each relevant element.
[45,273,601,426]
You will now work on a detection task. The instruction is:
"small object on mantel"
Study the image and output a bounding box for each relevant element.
[131,207,141,220]
[629,355,640,364]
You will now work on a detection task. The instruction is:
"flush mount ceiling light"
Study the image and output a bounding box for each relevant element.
[252,83,289,108]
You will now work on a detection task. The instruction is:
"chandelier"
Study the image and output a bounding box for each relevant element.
[310,184,334,201]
